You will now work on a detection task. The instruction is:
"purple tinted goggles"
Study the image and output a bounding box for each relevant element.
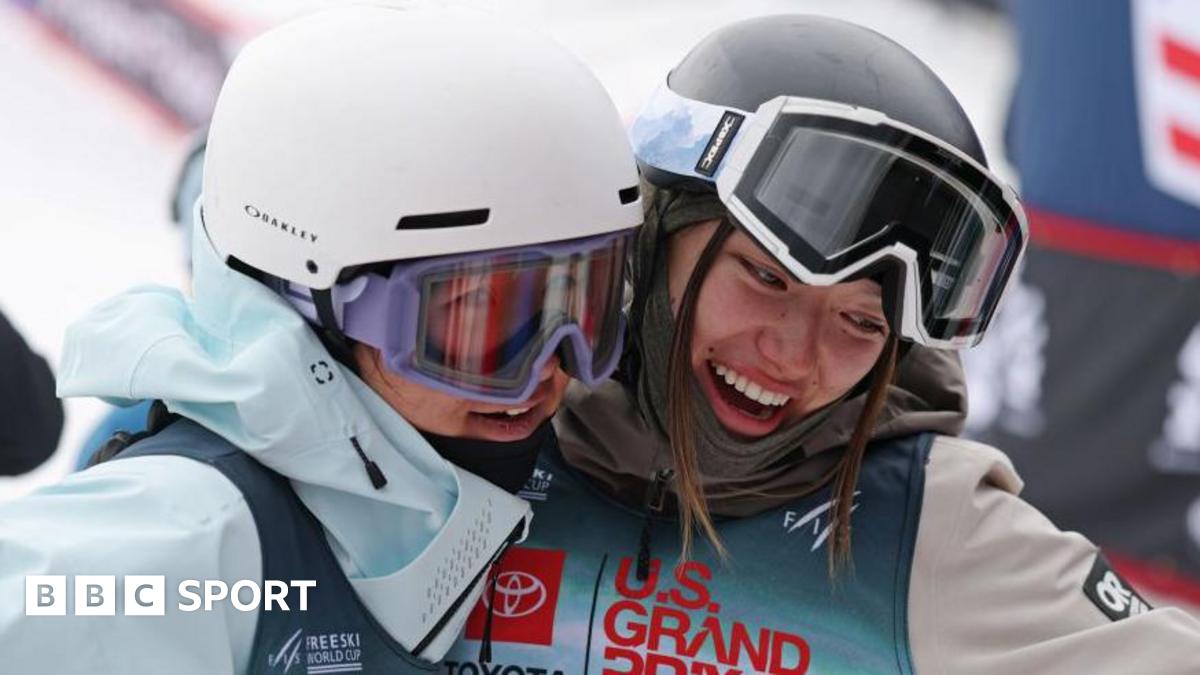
[340,230,632,404]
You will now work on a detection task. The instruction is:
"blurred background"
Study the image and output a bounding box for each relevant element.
[0,0,1196,609]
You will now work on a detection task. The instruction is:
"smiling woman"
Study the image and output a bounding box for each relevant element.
[438,14,1200,675]
[661,216,902,565]
[668,220,889,438]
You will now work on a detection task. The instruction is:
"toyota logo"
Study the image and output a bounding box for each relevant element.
[484,571,547,618]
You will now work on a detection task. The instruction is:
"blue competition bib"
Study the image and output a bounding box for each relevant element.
[443,434,931,675]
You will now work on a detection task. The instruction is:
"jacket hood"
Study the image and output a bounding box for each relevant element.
[58,222,461,578]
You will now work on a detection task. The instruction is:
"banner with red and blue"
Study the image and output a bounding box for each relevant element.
[964,0,1200,608]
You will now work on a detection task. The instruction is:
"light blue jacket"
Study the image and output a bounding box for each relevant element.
[0,225,503,673]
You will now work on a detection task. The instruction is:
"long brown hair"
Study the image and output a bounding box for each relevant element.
[665,220,901,575]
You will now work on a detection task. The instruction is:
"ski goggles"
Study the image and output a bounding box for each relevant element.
[631,82,1028,348]
[332,230,631,404]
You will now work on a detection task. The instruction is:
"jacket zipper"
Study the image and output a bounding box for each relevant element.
[636,468,673,582]
[411,519,525,659]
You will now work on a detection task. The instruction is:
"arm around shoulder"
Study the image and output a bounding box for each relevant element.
[908,435,1200,675]
[0,455,262,674]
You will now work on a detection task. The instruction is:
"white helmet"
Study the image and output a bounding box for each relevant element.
[201,4,642,289]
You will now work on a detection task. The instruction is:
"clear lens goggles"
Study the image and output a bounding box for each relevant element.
[631,82,1028,348]
[340,230,631,404]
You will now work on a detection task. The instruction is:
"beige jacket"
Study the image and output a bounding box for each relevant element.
[913,435,1200,674]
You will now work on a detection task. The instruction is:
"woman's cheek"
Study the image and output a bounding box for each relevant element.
[837,337,885,385]
[710,279,776,320]
[546,370,571,408]
[693,277,747,335]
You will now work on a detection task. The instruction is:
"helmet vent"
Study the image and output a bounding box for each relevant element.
[396,209,490,230]
[618,185,640,205]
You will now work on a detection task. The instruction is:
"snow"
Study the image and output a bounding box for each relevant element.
[0,0,1014,500]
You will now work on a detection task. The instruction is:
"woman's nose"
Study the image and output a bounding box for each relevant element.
[755,303,822,381]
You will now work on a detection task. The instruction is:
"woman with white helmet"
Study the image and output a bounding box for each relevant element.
[0,5,640,674]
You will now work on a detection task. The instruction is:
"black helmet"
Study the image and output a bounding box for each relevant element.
[630,15,1026,349]
[668,15,985,167]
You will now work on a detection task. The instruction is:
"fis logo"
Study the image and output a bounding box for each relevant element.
[782,492,861,552]
[269,630,305,674]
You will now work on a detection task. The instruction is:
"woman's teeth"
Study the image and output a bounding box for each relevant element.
[476,406,533,420]
[711,362,790,407]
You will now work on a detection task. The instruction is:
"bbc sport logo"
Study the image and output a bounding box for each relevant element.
[25,575,315,616]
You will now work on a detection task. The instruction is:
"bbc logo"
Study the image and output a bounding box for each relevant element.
[26,575,166,616]
[25,575,315,616]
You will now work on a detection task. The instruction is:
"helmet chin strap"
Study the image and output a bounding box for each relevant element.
[310,287,359,372]
[310,286,341,332]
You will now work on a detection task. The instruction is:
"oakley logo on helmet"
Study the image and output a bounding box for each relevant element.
[244,204,319,244]
[695,111,745,177]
